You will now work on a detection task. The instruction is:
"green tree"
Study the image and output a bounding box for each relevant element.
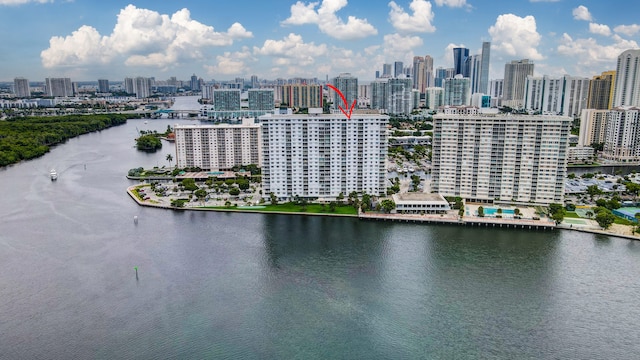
[477,206,484,217]
[595,209,616,229]
[585,210,594,219]
[380,199,395,213]
[328,201,337,212]
[551,208,566,224]
[166,153,173,167]
[136,134,162,151]
[337,192,344,203]
[229,187,240,196]
[181,178,198,192]
[236,179,250,191]
[269,192,278,205]
[194,188,207,203]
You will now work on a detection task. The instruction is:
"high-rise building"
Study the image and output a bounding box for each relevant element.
[502,59,534,109]
[124,77,135,94]
[260,110,388,201]
[382,64,392,77]
[248,89,274,111]
[387,77,413,115]
[524,75,590,116]
[579,109,608,147]
[212,89,241,111]
[434,67,447,87]
[394,61,404,78]
[587,71,615,110]
[612,49,640,107]
[453,47,469,76]
[467,54,482,94]
[190,74,200,91]
[602,107,640,161]
[45,78,73,97]
[431,113,570,204]
[371,79,388,111]
[134,77,151,99]
[13,77,30,97]
[412,56,426,93]
[479,42,491,94]
[98,79,110,93]
[489,79,504,100]
[443,75,471,106]
[425,87,444,110]
[279,84,323,108]
[250,75,259,89]
[331,73,358,111]
[174,120,262,170]
[424,55,434,88]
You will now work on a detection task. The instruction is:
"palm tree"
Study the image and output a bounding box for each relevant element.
[166,153,173,168]
[585,210,594,219]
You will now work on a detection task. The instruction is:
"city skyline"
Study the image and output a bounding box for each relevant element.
[1,0,640,82]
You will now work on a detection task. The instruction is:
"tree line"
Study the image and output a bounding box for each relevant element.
[0,114,136,167]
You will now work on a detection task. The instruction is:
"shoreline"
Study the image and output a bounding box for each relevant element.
[127,185,640,241]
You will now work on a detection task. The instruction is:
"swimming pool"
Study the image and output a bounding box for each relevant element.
[483,207,515,215]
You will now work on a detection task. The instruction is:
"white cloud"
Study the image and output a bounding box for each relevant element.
[41,5,252,69]
[614,24,640,37]
[572,5,592,21]
[388,0,436,34]
[488,14,543,60]
[383,33,423,64]
[433,0,466,7]
[204,47,254,76]
[0,0,51,5]
[557,33,639,74]
[589,23,611,37]
[254,33,328,69]
[281,0,377,40]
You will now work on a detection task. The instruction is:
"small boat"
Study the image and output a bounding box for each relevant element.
[50,169,58,181]
[144,120,148,124]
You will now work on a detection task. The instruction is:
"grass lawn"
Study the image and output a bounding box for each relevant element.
[199,202,358,215]
[613,217,636,226]
[564,211,581,218]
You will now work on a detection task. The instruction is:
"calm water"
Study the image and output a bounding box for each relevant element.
[1,119,640,359]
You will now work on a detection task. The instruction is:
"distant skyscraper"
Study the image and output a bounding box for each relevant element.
[371,79,388,110]
[387,77,413,115]
[479,41,491,94]
[382,64,392,77]
[425,87,444,110]
[434,67,447,87]
[412,56,426,93]
[248,89,274,111]
[332,73,358,111]
[453,47,469,76]
[524,75,590,116]
[443,75,471,106]
[587,71,615,110]
[45,78,73,97]
[612,49,640,107]
[98,79,110,93]
[394,61,404,78]
[13,77,30,97]
[124,77,135,94]
[134,77,151,99]
[212,89,241,111]
[279,84,323,108]
[424,55,434,88]
[250,75,259,89]
[503,59,534,109]
[375,70,380,79]
[467,54,482,94]
[190,74,200,91]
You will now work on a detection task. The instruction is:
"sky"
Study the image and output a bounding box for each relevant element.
[1,0,639,83]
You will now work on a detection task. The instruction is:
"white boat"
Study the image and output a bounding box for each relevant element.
[50,169,58,181]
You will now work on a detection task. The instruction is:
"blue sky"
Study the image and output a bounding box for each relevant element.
[1,0,639,82]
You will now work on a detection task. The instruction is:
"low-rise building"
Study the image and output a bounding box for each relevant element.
[392,193,451,214]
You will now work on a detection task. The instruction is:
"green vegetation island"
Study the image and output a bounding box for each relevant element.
[0,113,138,167]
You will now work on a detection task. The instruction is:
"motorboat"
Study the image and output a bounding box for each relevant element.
[50,169,58,181]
